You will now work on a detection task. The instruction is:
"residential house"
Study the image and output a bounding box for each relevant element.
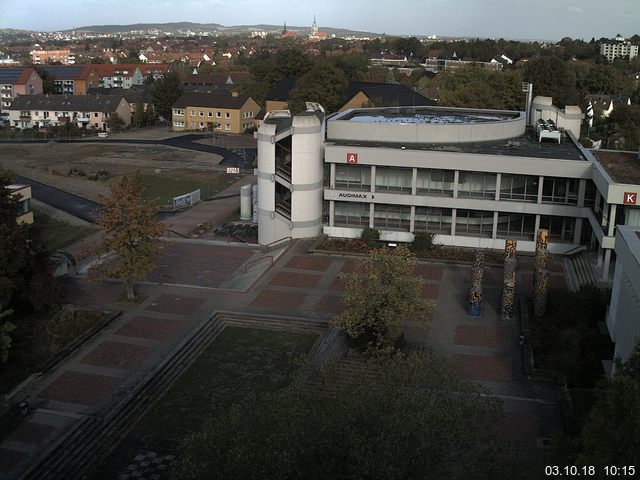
[91,64,145,89]
[38,65,97,95]
[182,72,250,93]
[30,48,75,65]
[0,67,43,112]
[586,94,632,119]
[172,93,260,133]
[7,184,33,225]
[138,64,171,81]
[8,94,131,131]
[339,81,436,111]
[88,85,153,114]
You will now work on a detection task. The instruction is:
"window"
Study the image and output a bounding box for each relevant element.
[375,167,412,194]
[199,111,204,116]
[373,204,411,231]
[542,177,578,205]
[225,124,230,130]
[539,215,575,243]
[335,165,371,191]
[94,112,98,117]
[455,209,494,237]
[496,213,536,240]
[457,171,497,199]
[174,109,184,116]
[208,112,212,117]
[334,201,369,227]
[225,112,231,119]
[190,111,196,116]
[414,207,452,234]
[216,112,221,118]
[416,169,454,197]
[174,120,184,127]
[500,174,538,202]
[216,124,222,129]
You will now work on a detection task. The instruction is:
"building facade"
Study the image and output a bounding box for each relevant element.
[600,35,639,62]
[0,67,43,112]
[8,184,33,225]
[30,48,75,65]
[172,93,260,133]
[37,65,97,95]
[256,98,640,282]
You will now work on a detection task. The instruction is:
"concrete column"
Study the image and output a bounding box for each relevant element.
[577,179,586,208]
[410,205,416,232]
[537,176,544,204]
[597,246,603,267]
[534,215,541,240]
[602,248,612,282]
[329,200,335,227]
[411,168,417,196]
[451,209,457,236]
[495,173,501,201]
[370,165,376,193]
[608,204,617,236]
[330,163,335,189]
[369,203,374,228]
[602,201,609,228]
[573,218,582,245]
[595,190,601,213]
[492,211,498,239]
[453,170,460,198]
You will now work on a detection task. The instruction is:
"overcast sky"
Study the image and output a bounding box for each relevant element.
[0,0,638,41]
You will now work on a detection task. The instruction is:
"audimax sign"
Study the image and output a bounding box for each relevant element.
[337,192,373,199]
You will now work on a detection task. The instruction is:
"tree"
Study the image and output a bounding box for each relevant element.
[330,245,434,354]
[150,72,183,120]
[578,340,640,466]
[524,56,581,107]
[172,353,534,480]
[33,65,56,94]
[90,175,165,300]
[132,98,146,128]
[108,112,125,133]
[288,64,347,114]
[0,305,15,364]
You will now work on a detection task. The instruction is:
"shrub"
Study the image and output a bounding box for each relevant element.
[412,232,436,254]
[360,227,381,248]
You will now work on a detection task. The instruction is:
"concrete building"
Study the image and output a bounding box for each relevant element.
[0,67,43,112]
[172,93,260,133]
[256,103,326,245]
[600,34,639,62]
[607,225,640,365]
[30,48,75,65]
[37,65,97,95]
[90,64,145,89]
[8,184,33,225]
[8,94,131,131]
[256,97,640,282]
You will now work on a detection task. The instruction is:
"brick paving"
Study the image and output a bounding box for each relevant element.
[453,354,513,383]
[413,264,444,281]
[454,325,512,348]
[271,271,322,289]
[115,316,184,341]
[285,255,332,271]
[145,294,207,315]
[250,289,307,310]
[422,283,440,299]
[9,422,57,443]
[315,295,344,315]
[80,341,154,370]
[329,276,345,291]
[340,259,359,273]
[40,371,122,406]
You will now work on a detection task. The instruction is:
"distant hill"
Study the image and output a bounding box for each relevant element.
[64,21,379,38]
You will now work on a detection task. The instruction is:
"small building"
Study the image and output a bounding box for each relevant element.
[7,184,33,224]
[90,64,146,89]
[172,92,260,133]
[30,48,75,65]
[37,65,97,95]
[8,94,131,131]
[0,67,43,112]
[586,94,632,119]
[607,225,640,365]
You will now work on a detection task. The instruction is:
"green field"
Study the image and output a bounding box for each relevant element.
[33,211,97,251]
[138,173,242,209]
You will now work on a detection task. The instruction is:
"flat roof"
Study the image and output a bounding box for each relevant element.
[591,150,640,184]
[335,106,520,124]
[328,127,587,161]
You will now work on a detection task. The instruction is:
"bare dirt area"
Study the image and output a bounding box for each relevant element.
[0,143,224,202]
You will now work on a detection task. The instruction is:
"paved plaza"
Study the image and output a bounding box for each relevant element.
[0,234,569,478]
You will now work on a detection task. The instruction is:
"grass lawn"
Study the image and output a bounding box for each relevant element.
[33,211,97,251]
[89,326,317,478]
[136,172,242,209]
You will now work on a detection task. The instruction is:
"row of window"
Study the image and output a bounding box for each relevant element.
[333,202,577,242]
[334,165,581,205]
[174,109,255,119]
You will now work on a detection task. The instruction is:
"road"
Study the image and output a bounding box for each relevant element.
[17,175,100,223]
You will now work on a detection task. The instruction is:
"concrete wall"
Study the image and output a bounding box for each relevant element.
[530,96,583,139]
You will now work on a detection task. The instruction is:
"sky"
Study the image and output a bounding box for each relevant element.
[0,0,638,41]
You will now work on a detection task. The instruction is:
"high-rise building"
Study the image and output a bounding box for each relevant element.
[600,34,639,62]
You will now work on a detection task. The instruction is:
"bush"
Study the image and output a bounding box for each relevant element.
[411,232,435,254]
[360,227,381,248]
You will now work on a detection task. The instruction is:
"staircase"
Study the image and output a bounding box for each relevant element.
[567,253,599,290]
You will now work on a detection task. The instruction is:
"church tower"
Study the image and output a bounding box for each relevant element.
[311,15,318,36]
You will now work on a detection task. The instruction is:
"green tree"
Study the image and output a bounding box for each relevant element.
[33,65,56,94]
[172,353,534,480]
[90,175,165,300]
[108,112,125,133]
[150,72,184,120]
[132,98,146,128]
[331,245,434,354]
[578,341,640,466]
[288,64,347,114]
[0,306,15,364]
[524,56,581,107]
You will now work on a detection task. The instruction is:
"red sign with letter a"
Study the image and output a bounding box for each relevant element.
[346,152,358,164]
[623,192,637,205]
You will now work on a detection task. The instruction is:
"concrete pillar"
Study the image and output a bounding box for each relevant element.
[502,282,516,320]
[451,209,457,236]
[608,204,617,236]
[329,200,335,227]
[573,218,582,245]
[602,201,609,227]
[411,168,417,196]
[597,246,603,267]
[602,249,612,282]
[453,170,460,198]
[330,163,335,189]
[369,203,374,228]
[577,179,586,208]
[533,270,550,318]
[492,211,498,239]
[370,166,376,193]
[534,215,541,241]
[495,173,501,201]
[537,176,544,204]
[595,190,601,213]
[410,205,416,232]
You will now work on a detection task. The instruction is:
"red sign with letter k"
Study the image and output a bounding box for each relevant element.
[623,192,637,205]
